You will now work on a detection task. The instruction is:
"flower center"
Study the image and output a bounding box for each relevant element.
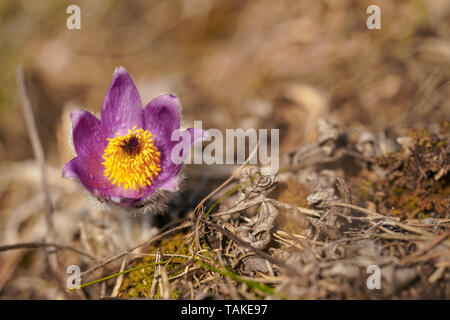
[102,126,161,190]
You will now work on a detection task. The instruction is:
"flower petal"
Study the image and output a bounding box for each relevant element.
[62,158,79,179]
[186,127,209,145]
[158,174,179,191]
[143,94,207,187]
[101,67,144,138]
[64,155,146,200]
[70,110,105,158]
[143,93,180,142]
[142,127,207,195]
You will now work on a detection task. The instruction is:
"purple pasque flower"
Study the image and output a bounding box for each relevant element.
[62,67,206,214]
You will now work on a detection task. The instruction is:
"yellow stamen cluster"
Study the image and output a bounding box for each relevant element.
[102,126,161,190]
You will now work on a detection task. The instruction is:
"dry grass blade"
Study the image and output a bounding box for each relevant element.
[203,220,301,278]
[400,231,450,266]
[15,64,70,296]
[16,64,55,237]
[150,249,162,299]
[110,258,127,298]
[0,241,97,260]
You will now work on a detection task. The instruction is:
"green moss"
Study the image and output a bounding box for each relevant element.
[354,126,449,219]
[119,233,190,298]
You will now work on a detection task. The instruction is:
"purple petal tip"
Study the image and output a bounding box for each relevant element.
[62,159,78,178]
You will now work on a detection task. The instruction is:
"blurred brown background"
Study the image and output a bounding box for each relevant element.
[0,0,449,166]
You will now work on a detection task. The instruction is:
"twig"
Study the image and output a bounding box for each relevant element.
[150,249,162,299]
[110,258,127,297]
[385,221,443,239]
[374,233,429,241]
[0,241,97,260]
[16,65,55,239]
[157,256,195,281]
[160,268,170,300]
[211,198,265,217]
[400,231,450,265]
[269,199,321,218]
[398,250,450,264]
[203,220,301,278]
[16,64,66,294]
[329,201,395,220]
[328,202,450,245]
